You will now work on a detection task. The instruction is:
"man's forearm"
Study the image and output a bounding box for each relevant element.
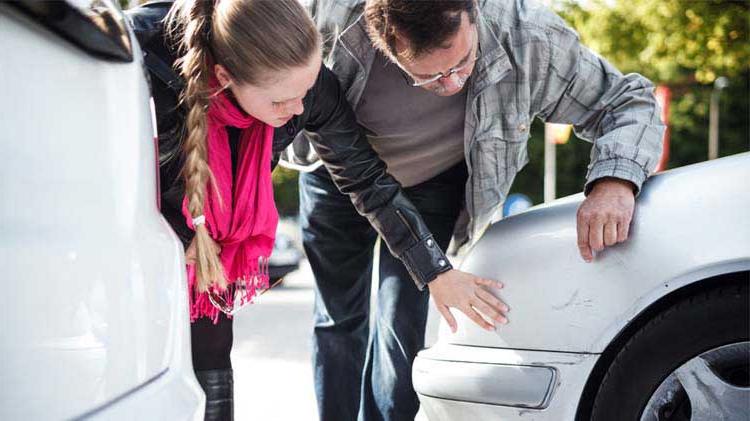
[536,26,665,193]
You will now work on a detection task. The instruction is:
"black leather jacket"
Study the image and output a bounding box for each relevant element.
[127,1,450,289]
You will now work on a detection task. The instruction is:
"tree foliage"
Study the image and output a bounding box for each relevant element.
[513,0,749,204]
[557,0,749,84]
[272,166,300,217]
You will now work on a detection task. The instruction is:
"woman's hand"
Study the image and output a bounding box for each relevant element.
[428,269,509,333]
[185,236,222,265]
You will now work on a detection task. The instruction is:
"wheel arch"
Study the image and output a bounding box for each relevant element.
[574,269,750,420]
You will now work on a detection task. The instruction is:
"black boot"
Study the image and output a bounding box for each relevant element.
[195,369,234,421]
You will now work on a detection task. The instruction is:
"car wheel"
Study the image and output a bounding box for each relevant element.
[590,282,749,420]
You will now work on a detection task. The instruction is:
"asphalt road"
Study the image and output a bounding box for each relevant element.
[231,260,319,420]
[231,257,439,420]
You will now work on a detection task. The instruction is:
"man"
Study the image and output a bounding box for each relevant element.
[300,1,665,420]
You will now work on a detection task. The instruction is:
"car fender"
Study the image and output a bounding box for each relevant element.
[443,153,750,353]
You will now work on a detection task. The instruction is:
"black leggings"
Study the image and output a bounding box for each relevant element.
[191,313,234,371]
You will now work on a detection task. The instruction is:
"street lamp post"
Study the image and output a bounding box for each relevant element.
[544,123,573,203]
[544,126,556,203]
[708,76,729,160]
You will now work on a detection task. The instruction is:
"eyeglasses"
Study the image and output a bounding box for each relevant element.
[399,28,479,87]
[207,256,284,315]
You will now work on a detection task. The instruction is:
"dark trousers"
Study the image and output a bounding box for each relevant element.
[191,314,233,370]
[299,162,467,421]
[191,315,234,421]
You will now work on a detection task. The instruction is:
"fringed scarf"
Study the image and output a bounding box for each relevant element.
[182,86,278,323]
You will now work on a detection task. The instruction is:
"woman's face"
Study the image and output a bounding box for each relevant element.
[215,51,322,128]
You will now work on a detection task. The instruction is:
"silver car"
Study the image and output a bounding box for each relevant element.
[1,2,203,419]
[414,153,749,420]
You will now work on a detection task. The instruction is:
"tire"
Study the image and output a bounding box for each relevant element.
[591,282,749,420]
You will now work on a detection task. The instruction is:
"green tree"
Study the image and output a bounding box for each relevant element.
[514,0,749,203]
[559,0,749,84]
[272,166,300,217]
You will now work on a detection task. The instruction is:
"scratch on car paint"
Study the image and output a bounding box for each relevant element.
[552,290,579,310]
[552,290,595,310]
[517,409,534,417]
[527,355,589,366]
[528,360,577,366]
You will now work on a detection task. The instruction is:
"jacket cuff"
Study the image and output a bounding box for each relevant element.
[584,157,648,196]
[400,235,452,291]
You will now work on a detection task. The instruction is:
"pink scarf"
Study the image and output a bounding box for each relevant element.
[182,87,278,323]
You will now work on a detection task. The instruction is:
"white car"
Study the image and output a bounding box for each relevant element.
[414,153,749,420]
[1,1,203,419]
[269,228,304,283]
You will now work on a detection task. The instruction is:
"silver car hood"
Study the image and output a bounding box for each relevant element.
[444,152,750,353]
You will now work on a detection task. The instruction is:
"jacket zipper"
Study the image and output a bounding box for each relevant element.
[395,209,420,242]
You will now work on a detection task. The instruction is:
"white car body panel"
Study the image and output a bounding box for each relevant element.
[443,153,750,353]
[1,6,202,420]
[415,153,749,419]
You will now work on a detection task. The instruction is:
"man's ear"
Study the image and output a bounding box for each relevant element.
[214,64,233,89]
[392,32,412,63]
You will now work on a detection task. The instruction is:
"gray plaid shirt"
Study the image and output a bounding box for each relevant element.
[310,0,665,245]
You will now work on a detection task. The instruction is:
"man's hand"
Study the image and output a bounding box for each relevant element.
[428,269,509,333]
[577,177,636,262]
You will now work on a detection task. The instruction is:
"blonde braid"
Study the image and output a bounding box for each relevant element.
[164,0,322,294]
[168,0,226,292]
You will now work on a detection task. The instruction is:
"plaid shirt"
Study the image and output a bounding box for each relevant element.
[310,0,665,245]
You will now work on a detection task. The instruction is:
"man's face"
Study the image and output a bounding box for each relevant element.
[393,12,478,96]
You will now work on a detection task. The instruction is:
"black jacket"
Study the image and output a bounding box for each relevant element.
[126,1,450,289]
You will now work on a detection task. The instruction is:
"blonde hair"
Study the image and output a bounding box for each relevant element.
[166,0,319,292]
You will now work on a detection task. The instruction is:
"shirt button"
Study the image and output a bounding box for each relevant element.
[426,239,434,247]
[518,123,527,132]
[438,259,447,267]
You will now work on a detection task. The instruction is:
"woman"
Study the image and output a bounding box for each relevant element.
[131,0,323,419]
[166,0,319,311]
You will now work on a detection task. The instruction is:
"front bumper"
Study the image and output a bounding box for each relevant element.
[413,344,599,421]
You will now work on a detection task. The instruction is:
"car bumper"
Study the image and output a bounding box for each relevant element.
[413,344,599,420]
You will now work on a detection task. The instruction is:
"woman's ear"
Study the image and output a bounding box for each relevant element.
[214,64,233,89]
